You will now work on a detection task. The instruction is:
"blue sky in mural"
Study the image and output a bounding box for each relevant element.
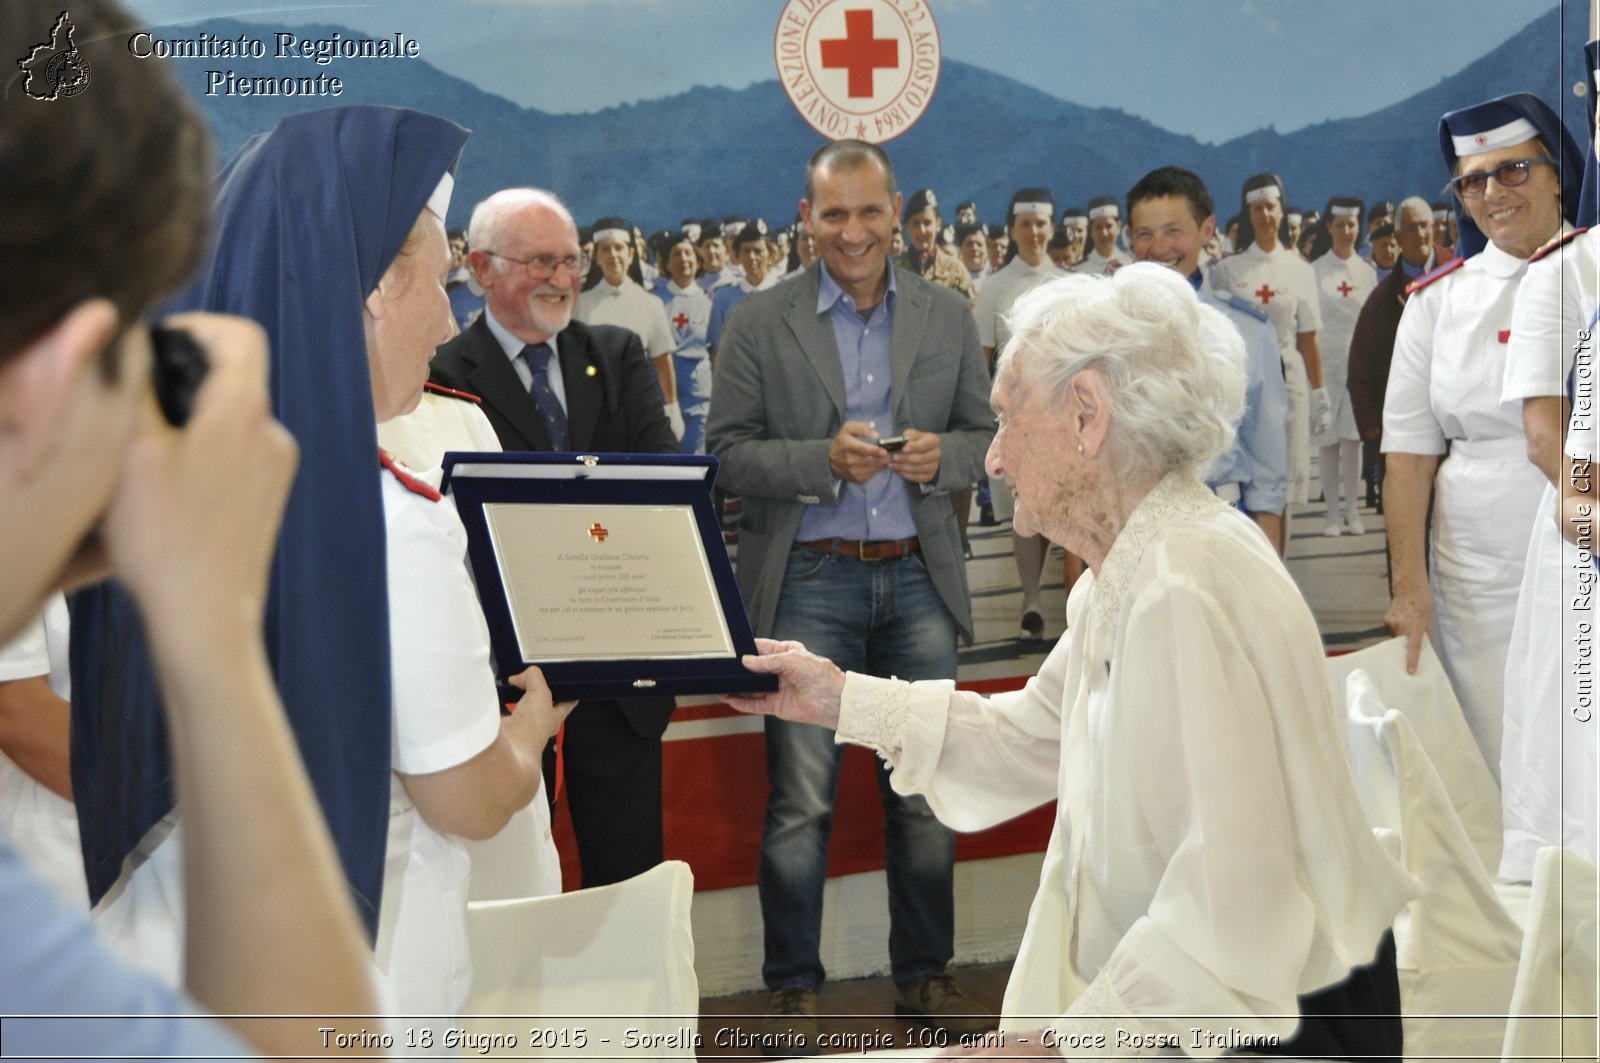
[126,0,1566,144]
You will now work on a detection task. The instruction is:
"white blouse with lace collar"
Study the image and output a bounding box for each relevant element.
[837,471,1417,1054]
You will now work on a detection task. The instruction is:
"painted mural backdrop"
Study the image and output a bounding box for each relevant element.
[119,0,1589,231]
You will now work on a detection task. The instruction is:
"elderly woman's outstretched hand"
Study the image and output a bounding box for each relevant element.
[720,638,847,729]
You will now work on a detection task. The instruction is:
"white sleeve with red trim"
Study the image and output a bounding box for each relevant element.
[380,469,501,776]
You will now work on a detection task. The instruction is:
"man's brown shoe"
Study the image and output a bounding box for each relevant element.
[760,986,820,1058]
[894,973,998,1036]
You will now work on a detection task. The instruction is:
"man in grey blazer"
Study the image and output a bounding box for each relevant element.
[707,140,995,1050]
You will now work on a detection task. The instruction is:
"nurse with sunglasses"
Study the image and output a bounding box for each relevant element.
[1380,92,1582,791]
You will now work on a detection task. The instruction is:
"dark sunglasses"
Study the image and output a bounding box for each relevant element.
[1448,157,1552,199]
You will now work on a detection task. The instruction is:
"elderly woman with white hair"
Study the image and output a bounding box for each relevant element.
[725,264,1416,1061]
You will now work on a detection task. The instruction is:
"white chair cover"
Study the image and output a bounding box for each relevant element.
[463,802,562,902]
[1344,673,1522,1063]
[1501,847,1598,1063]
[460,860,699,1057]
[1329,637,1503,872]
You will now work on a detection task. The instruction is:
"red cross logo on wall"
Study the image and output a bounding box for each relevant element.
[1337,281,1353,298]
[673,312,689,330]
[776,0,942,145]
[820,8,898,98]
[1255,284,1276,305]
[587,523,609,543]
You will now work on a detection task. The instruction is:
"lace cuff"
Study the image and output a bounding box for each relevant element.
[1048,972,1172,1057]
[835,672,913,762]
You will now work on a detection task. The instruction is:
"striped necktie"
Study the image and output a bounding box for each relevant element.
[520,342,568,450]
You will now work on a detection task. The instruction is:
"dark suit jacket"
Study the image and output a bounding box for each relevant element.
[431,314,679,737]
[1347,257,1432,441]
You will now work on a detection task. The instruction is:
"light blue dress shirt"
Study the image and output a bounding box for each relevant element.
[483,306,567,413]
[794,263,918,542]
[1195,271,1290,515]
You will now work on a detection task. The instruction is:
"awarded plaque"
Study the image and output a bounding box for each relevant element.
[485,503,733,662]
[440,452,777,702]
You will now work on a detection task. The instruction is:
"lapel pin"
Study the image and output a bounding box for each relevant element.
[585,365,598,377]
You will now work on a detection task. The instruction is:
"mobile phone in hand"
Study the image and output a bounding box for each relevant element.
[877,434,908,452]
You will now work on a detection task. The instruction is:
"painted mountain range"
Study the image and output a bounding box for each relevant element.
[174,5,1584,230]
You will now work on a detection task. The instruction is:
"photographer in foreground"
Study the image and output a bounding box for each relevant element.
[1,2,375,1056]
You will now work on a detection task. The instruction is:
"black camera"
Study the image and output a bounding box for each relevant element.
[149,326,208,427]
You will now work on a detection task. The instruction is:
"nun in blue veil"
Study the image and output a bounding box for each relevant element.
[69,107,469,963]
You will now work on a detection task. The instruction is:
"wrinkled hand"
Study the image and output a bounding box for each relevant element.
[1383,589,1434,675]
[506,666,576,747]
[890,427,941,485]
[829,420,892,484]
[1310,387,1332,437]
[720,638,846,729]
[101,313,298,638]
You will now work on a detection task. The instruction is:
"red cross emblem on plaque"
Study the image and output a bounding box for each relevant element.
[820,8,898,98]
[587,523,609,543]
[1337,281,1353,298]
[1255,284,1276,305]
[673,312,689,330]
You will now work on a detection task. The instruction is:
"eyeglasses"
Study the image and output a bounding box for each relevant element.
[1448,157,1553,199]
[482,249,584,279]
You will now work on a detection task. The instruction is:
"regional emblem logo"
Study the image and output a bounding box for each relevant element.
[774,0,941,144]
[16,11,92,101]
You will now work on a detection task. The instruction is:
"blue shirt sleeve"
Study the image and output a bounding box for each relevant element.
[1237,312,1289,515]
[1,838,256,1061]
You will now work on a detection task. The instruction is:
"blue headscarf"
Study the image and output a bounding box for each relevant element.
[1579,40,1599,229]
[69,106,469,934]
[1438,92,1582,260]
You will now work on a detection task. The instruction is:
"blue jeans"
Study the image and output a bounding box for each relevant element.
[759,544,959,991]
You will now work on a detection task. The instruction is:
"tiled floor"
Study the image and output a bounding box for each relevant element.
[697,960,1011,1059]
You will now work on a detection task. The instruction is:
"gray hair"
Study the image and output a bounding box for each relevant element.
[998,263,1246,483]
[467,188,574,274]
[1396,196,1432,226]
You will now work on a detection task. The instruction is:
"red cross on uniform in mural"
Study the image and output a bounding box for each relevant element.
[673,312,689,331]
[1255,284,1276,305]
[820,8,898,99]
[1337,281,1354,298]
[587,522,609,543]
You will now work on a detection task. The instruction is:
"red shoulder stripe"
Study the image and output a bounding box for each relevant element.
[1404,257,1464,296]
[1529,227,1588,264]
[424,381,483,403]
[379,450,442,502]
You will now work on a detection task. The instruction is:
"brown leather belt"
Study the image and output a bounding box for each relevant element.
[797,536,920,561]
